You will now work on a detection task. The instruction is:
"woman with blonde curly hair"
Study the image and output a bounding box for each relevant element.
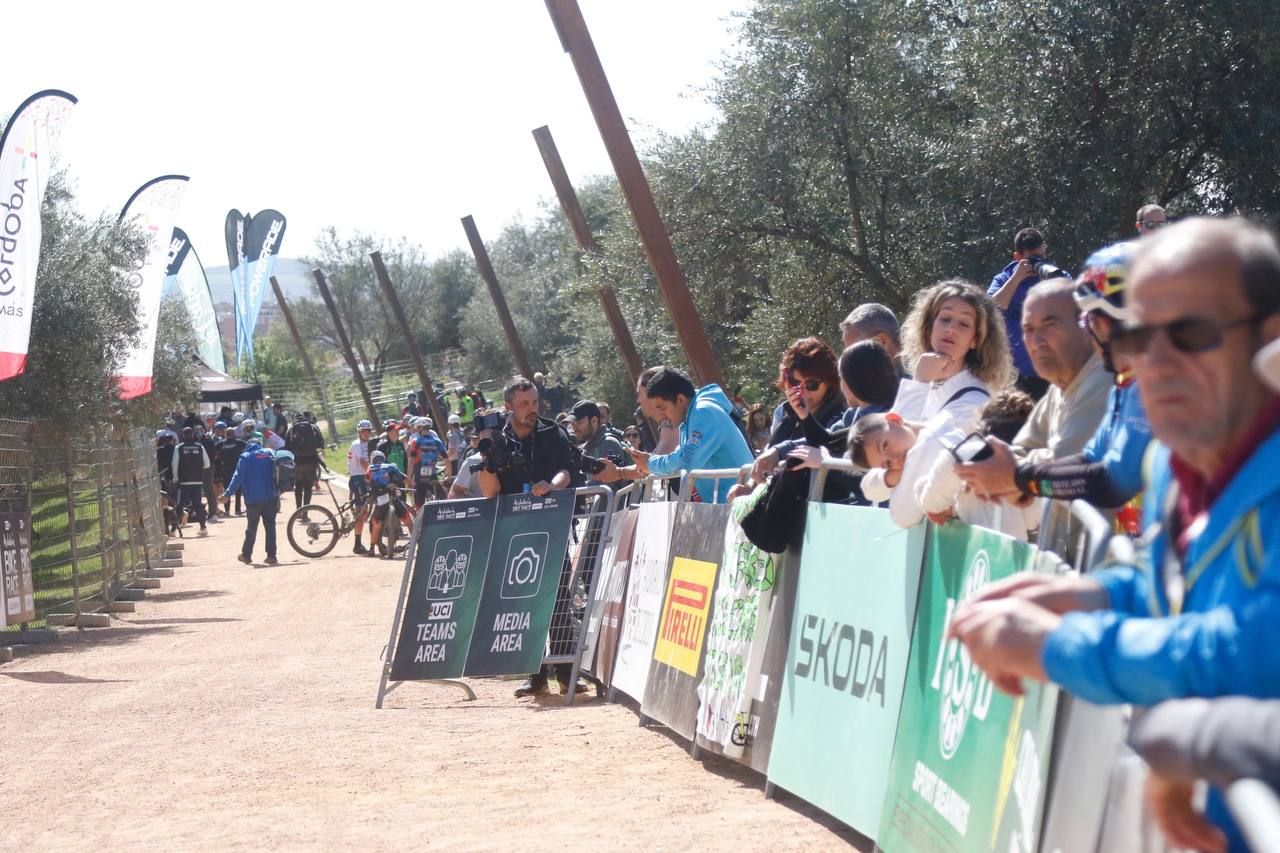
[893,278,1014,431]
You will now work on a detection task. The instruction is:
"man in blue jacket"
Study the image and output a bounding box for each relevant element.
[947,218,1280,852]
[224,433,281,566]
[613,367,753,502]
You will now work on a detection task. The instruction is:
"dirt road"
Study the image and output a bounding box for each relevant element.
[0,512,865,851]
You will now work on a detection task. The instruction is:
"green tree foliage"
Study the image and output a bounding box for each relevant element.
[0,174,150,427]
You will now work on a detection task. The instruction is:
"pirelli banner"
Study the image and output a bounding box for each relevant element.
[639,501,731,741]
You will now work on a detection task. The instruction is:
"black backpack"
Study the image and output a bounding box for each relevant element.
[288,422,322,456]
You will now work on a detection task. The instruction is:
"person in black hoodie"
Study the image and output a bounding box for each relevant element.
[217,427,248,516]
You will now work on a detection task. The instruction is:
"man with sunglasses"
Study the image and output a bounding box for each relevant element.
[1136,203,1169,236]
[946,218,1280,852]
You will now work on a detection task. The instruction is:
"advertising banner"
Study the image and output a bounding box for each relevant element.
[165,227,225,372]
[0,511,35,626]
[225,210,248,366]
[695,488,785,770]
[767,505,926,836]
[877,522,1059,853]
[640,502,731,741]
[582,506,638,684]
[465,491,575,677]
[389,499,497,681]
[0,90,76,382]
[239,208,287,367]
[611,502,674,703]
[117,175,189,398]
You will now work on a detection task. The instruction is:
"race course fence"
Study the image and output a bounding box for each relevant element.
[0,419,166,633]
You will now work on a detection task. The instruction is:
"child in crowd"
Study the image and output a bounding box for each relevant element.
[851,391,1040,540]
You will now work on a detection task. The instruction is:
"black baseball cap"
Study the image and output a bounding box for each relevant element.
[569,400,600,422]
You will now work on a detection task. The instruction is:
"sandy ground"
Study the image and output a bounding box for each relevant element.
[0,506,867,852]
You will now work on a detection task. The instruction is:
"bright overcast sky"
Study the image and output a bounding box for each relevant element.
[2,1,748,266]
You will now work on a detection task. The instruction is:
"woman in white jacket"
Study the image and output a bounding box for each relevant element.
[863,279,1015,501]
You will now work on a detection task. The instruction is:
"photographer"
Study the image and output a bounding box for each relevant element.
[567,400,630,487]
[476,378,574,500]
[477,379,584,699]
[988,227,1072,399]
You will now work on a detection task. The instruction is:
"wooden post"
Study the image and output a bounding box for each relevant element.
[544,0,723,388]
[312,269,383,428]
[369,251,451,431]
[532,124,643,383]
[64,444,83,630]
[270,276,341,445]
[460,215,536,380]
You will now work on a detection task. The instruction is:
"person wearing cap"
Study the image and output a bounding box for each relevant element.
[348,420,376,554]
[567,400,630,487]
[445,414,466,473]
[401,391,422,419]
[223,431,280,566]
[172,426,211,536]
[377,420,409,478]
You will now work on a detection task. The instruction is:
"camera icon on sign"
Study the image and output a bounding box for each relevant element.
[500,532,548,600]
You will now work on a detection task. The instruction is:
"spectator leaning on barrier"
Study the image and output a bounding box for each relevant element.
[224,433,280,566]
[988,227,1072,400]
[607,367,754,503]
[946,217,1280,853]
[567,399,630,487]
[475,378,583,699]
[627,365,681,456]
[172,426,211,537]
[980,242,1155,513]
[952,277,1112,501]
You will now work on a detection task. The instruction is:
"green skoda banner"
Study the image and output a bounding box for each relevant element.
[767,505,926,837]
[389,499,497,681]
[876,522,1059,853]
[464,491,576,677]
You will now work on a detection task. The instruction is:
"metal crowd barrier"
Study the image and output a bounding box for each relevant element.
[1036,498,1117,573]
[549,485,616,707]
[677,468,750,503]
[1227,778,1280,851]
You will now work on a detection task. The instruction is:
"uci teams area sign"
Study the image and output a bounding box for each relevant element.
[390,499,497,681]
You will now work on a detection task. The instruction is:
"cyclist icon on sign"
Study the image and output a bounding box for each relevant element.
[426,536,472,601]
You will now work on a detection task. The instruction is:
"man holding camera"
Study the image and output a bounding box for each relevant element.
[476,378,584,698]
[989,227,1072,399]
[567,399,630,487]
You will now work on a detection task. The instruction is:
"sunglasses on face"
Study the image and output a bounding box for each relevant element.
[1109,313,1260,358]
[1140,219,1168,230]
[787,376,823,392]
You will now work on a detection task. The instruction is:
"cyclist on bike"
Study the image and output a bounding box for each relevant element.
[366,449,410,558]
[348,419,375,555]
[408,416,450,506]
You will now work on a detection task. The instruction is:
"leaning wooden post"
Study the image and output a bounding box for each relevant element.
[544,0,723,388]
[271,276,340,445]
[532,124,643,384]
[312,268,383,428]
[460,215,536,380]
[369,251,451,430]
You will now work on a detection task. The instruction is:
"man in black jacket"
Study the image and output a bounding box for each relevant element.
[286,412,325,507]
[477,378,583,698]
[217,427,248,516]
[171,427,210,536]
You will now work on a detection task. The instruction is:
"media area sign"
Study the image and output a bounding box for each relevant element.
[389,499,497,681]
[465,492,575,677]
[877,522,1058,853]
[0,511,35,627]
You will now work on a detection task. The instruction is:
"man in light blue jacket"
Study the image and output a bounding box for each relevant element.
[947,218,1280,852]
[618,367,753,503]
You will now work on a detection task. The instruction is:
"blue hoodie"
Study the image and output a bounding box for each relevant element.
[223,442,278,505]
[646,384,754,502]
[1043,428,1280,852]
